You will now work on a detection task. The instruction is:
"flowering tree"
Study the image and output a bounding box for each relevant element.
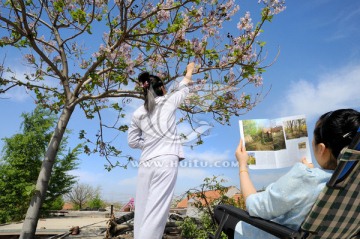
[0,0,285,237]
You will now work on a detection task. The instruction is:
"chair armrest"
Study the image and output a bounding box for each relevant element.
[214,204,300,239]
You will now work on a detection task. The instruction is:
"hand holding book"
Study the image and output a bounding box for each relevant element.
[235,139,250,170]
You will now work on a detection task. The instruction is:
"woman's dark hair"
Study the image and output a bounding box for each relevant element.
[138,72,165,113]
[314,108,360,167]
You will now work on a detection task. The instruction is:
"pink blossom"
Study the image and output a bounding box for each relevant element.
[148,54,164,69]
[196,7,203,21]
[226,5,240,18]
[163,0,174,8]
[228,68,236,83]
[126,61,135,75]
[135,53,144,64]
[156,71,167,80]
[93,0,103,8]
[191,38,204,55]
[175,28,186,41]
[239,92,247,105]
[24,54,35,64]
[115,43,132,65]
[67,4,76,10]
[219,56,229,67]
[202,26,219,37]
[141,10,147,18]
[92,51,101,58]
[28,22,36,29]
[220,0,239,16]
[80,59,89,69]
[43,40,56,54]
[157,10,170,21]
[144,2,154,13]
[248,74,263,87]
[258,0,286,15]
[1,36,10,43]
[237,11,253,32]
[53,55,61,63]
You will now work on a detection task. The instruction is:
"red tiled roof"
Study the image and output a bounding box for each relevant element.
[177,187,241,208]
[62,202,74,210]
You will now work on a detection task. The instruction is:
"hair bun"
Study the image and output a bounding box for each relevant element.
[138,72,150,83]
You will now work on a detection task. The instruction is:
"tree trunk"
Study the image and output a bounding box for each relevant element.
[19,105,75,239]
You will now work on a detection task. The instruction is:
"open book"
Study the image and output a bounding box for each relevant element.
[239,115,312,169]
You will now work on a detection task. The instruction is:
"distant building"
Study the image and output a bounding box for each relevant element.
[176,186,241,218]
[120,198,135,212]
[62,202,74,210]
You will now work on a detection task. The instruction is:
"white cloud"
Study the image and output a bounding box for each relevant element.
[178,167,208,180]
[70,169,105,184]
[3,86,31,102]
[327,7,360,42]
[118,176,137,187]
[103,97,142,128]
[70,169,138,202]
[2,65,61,102]
[185,149,231,163]
[121,99,142,124]
[175,167,210,194]
[280,63,360,120]
[2,69,32,102]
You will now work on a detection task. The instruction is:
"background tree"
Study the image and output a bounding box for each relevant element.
[0,0,285,237]
[43,146,81,211]
[180,176,245,238]
[0,106,79,223]
[243,120,259,137]
[87,193,106,210]
[65,183,101,210]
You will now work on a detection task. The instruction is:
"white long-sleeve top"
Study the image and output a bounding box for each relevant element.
[128,79,189,162]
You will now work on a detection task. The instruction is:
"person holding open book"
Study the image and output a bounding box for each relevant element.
[235,108,360,239]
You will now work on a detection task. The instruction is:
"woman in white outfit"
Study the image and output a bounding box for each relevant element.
[128,62,195,239]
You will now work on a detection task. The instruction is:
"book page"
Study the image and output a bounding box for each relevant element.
[239,115,312,169]
[274,138,312,168]
[239,118,277,169]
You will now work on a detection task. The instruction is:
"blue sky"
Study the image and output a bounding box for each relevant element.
[1,1,360,204]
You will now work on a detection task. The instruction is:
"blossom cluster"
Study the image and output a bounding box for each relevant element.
[24,54,35,64]
[6,0,285,121]
[237,12,253,32]
[258,0,286,15]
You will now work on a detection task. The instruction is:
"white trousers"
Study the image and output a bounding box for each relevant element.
[134,155,179,239]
